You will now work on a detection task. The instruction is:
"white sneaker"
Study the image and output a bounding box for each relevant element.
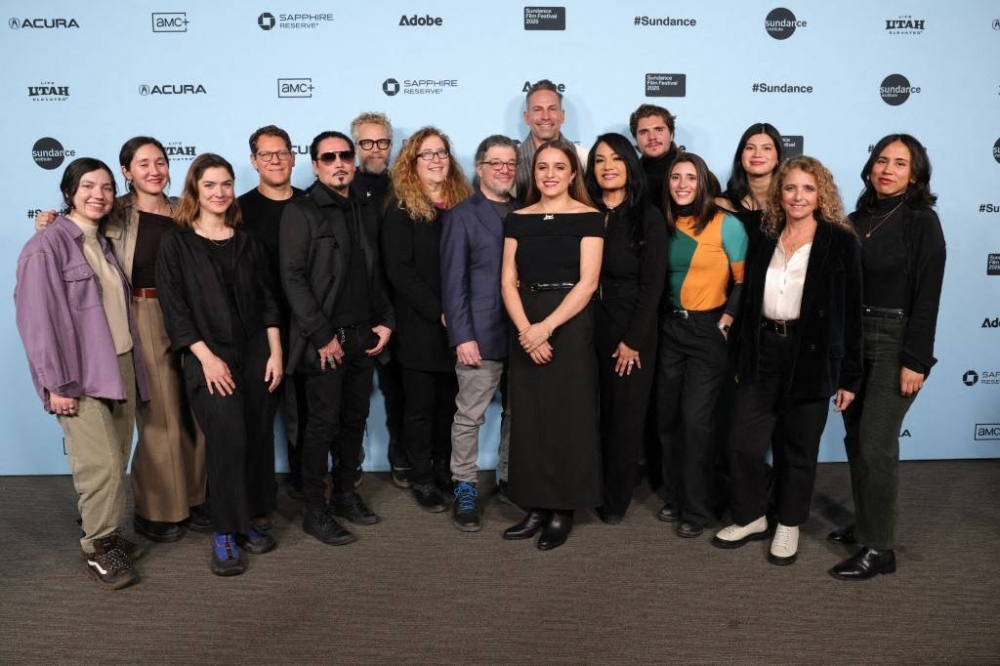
[768,523,799,565]
[711,516,769,549]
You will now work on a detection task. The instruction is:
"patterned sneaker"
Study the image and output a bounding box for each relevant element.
[452,482,481,532]
[86,537,138,590]
[236,527,277,555]
[110,528,146,561]
[211,533,247,576]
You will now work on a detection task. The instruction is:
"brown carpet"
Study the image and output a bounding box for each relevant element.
[2,460,998,664]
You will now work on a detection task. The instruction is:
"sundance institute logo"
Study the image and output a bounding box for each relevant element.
[764,8,805,40]
[879,74,920,106]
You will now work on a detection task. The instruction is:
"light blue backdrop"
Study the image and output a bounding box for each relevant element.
[2,0,999,474]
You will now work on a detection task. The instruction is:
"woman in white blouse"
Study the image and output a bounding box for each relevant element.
[710,156,863,567]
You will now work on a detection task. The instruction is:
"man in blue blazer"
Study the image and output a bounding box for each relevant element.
[440,135,520,531]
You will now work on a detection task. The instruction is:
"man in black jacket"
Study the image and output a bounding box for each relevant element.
[629,103,678,212]
[279,131,394,546]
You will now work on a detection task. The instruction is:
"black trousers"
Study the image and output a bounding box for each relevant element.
[184,331,278,534]
[728,329,830,527]
[656,311,729,526]
[401,367,457,486]
[375,358,407,469]
[300,336,376,509]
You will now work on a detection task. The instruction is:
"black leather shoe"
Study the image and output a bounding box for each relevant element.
[332,491,380,525]
[134,515,183,543]
[303,505,357,546]
[657,502,681,523]
[538,511,574,551]
[596,507,623,525]
[677,520,704,538]
[186,504,214,533]
[502,510,549,540]
[411,483,449,513]
[827,524,857,545]
[829,547,896,580]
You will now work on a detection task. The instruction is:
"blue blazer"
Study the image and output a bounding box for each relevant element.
[440,190,511,361]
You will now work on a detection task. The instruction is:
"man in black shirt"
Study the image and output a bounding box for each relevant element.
[629,104,679,211]
[280,131,394,546]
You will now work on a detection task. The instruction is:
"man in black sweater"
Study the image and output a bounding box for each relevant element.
[629,104,679,212]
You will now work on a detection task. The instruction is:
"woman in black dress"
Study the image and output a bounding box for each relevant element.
[829,134,946,580]
[584,133,667,523]
[501,139,603,551]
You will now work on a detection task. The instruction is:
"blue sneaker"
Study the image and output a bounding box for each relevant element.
[211,533,246,576]
[452,481,481,532]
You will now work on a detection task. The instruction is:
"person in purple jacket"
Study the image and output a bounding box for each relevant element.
[15,158,150,590]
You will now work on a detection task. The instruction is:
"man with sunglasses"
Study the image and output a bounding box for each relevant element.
[440,135,520,531]
[279,131,394,546]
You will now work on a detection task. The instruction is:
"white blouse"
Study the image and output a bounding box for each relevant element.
[762,240,812,321]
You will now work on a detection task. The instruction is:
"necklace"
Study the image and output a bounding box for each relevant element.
[866,200,905,238]
[195,224,234,247]
[781,229,812,256]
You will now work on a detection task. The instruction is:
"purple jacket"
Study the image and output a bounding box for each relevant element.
[14,216,150,412]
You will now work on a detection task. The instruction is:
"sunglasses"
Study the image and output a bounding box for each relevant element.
[317,150,356,164]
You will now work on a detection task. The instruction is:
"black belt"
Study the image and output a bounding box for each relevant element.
[522,282,575,293]
[762,318,798,337]
[666,306,725,320]
[863,305,906,320]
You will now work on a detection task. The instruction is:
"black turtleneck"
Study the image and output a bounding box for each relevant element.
[352,169,391,216]
[641,145,678,211]
[850,194,946,374]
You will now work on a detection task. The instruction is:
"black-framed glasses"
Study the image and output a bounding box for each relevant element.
[255,150,292,162]
[317,150,356,164]
[478,159,519,172]
[358,139,391,151]
[417,149,450,162]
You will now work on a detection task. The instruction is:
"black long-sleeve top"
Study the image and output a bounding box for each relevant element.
[850,195,946,375]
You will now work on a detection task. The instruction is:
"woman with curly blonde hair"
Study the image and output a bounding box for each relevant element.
[712,156,863,569]
[382,127,473,511]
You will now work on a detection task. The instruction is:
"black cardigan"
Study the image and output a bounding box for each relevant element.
[156,226,280,353]
[736,221,863,399]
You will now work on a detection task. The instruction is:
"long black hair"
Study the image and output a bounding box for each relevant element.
[856,133,936,213]
[724,123,782,210]
[585,133,649,247]
[664,152,720,236]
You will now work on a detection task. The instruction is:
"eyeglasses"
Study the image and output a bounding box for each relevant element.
[255,150,292,162]
[357,139,391,151]
[478,159,519,172]
[417,149,450,162]
[317,150,356,164]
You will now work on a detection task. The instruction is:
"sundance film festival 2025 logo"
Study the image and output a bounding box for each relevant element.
[781,136,804,158]
[974,424,1000,440]
[988,254,1000,275]
[9,17,79,29]
[28,81,69,102]
[152,12,188,32]
[645,74,686,97]
[258,12,333,30]
[139,83,207,96]
[879,74,920,106]
[524,7,565,30]
[765,8,806,40]
[382,78,457,96]
[32,137,75,170]
[278,78,313,98]
[885,15,924,35]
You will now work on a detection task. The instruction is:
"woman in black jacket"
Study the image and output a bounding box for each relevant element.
[584,133,667,523]
[156,153,283,576]
[712,156,862,567]
[828,134,946,580]
[381,127,473,511]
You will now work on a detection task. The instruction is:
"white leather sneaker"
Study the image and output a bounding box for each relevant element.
[711,515,769,549]
[768,523,799,565]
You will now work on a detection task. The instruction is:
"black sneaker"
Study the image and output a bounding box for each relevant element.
[186,504,214,533]
[392,466,412,489]
[211,532,247,576]
[110,528,146,561]
[452,482,481,532]
[236,527,277,554]
[86,537,138,590]
[411,482,448,513]
[303,505,357,546]
[332,491,380,525]
[133,515,183,543]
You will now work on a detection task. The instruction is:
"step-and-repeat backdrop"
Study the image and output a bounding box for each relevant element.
[2,1,998,473]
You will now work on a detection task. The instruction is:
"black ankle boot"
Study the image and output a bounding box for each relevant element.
[538,510,574,551]
[503,509,549,540]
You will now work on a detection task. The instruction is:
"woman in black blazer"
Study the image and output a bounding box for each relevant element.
[712,156,862,567]
[381,127,473,511]
[156,153,283,577]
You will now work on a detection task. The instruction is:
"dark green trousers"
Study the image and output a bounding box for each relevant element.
[842,317,917,550]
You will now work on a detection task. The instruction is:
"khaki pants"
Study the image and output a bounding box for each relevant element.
[451,360,509,484]
[59,354,137,553]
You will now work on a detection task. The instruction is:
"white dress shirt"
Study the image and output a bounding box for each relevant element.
[762,239,812,321]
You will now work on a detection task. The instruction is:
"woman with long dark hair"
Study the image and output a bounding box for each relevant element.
[501,139,603,550]
[382,127,474,512]
[584,133,667,523]
[829,134,946,580]
[156,153,283,576]
[713,156,862,567]
[655,153,748,538]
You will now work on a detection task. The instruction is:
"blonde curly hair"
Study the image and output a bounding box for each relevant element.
[762,156,853,238]
[389,126,472,221]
